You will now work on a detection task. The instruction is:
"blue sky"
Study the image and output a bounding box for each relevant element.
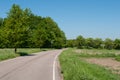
[0,0,120,39]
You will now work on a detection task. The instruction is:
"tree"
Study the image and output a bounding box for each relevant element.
[0,29,6,48]
[66,39,76,48]
[85,38,94,49]
[114,39,120,49]
[20,8,33,48]
[32,23,47,48]
[0,4,66,49]
[0,18,3,28]
[41,17,66,48]
[104,38,114,50]
[0,18,4,48]
[59,31,66,48]
[76,35,85,49]
[4,4,31,53]
[94,38,103,49]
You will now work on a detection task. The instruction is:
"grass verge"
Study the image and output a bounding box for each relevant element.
[59,48,120,80]
[0,48,49,61]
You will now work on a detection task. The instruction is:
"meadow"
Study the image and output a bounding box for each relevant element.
[75,49,120,61]
[59,48,120,80]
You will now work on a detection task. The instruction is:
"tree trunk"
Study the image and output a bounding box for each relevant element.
[15,47,17,53]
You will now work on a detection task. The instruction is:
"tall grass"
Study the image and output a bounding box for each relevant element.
[59,49,120,80]
[0,49,17,61]
[75,49,120,61]
[17,48,42,54]
[78,53,117,58]
[75,49,120,55]
[0,48,43,61]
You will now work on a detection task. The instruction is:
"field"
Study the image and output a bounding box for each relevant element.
[0,48,48,61]
[75,49,120,61]
[59,48,120,80]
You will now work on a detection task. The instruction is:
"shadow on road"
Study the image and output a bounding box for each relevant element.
[17,52,36,56]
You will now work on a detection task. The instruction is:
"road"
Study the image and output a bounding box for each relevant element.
[0,49,64,80]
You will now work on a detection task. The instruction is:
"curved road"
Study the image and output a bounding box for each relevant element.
[0,49,64,80]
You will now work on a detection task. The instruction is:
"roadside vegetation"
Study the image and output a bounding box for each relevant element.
[0,48,47,61]
[66,35,120,50]
[75,49,120,61]
[59,48,120,80]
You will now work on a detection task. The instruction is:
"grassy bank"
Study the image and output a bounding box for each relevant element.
[0,48,48,61]
[59,49,120,80]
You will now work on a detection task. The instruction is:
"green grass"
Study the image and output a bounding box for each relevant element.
[0,49,18,61]
[59,49,120,80]
[78,52,117,58]
[0,48,48,61]
[81,49,120,53]
[75,49,120,61]
[115,56,120,61]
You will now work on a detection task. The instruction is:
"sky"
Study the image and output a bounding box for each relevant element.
[0,0,120,40]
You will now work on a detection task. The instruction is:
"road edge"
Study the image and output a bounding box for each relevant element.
[53,49,65,80]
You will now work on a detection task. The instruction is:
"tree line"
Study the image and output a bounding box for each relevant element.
[66,35,120,50]
[0,4,66,52]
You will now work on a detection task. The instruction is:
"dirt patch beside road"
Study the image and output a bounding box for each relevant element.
[84,58,120,74]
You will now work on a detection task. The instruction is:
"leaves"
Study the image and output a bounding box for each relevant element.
[0,4,66,49]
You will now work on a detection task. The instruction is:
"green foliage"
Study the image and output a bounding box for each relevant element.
[104,38,114,50]
[115,56,120,61]
[85,38,95,49]
[0,4,66,49]
[32,23,47,48]
[67,35,120,50]
[0,48,43,61]
[59,49,120,80]
[76,35,85,49]
[0,49,18,61]
[66,39,76,48]
[114,39,120,49]
[0,18,3,28]
[93,38,103,49]
[3,4,31,52]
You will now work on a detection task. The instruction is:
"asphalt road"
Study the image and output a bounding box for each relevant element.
[0,49,64,80]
